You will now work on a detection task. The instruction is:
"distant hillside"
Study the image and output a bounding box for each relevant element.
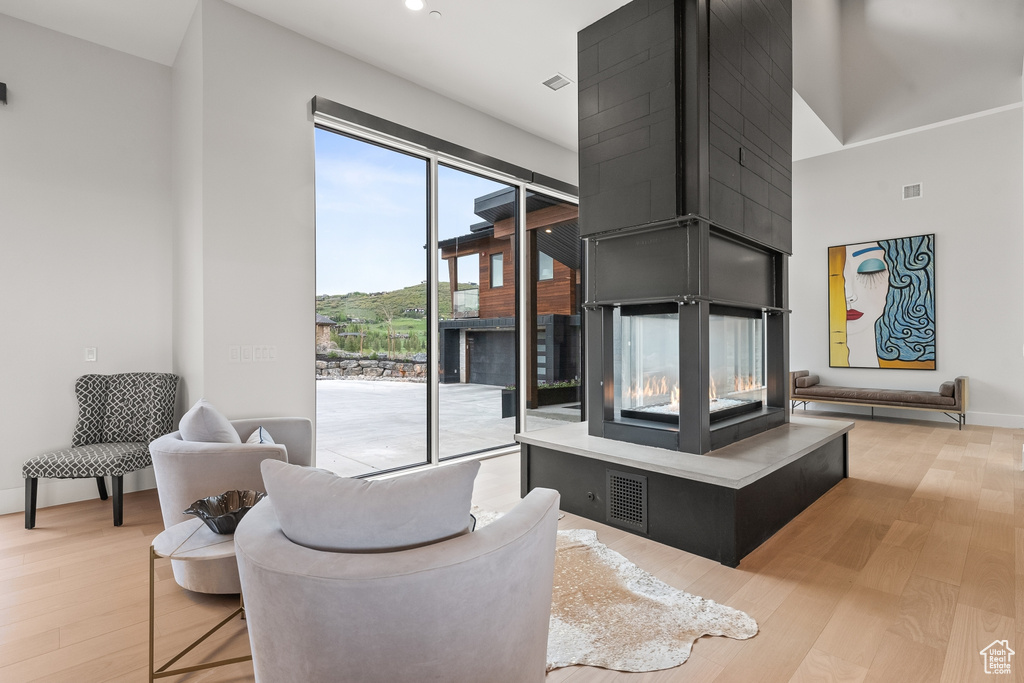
[316,282,475,322]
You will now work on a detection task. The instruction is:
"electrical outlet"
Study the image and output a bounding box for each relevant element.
[228,346,240,363]
[84,347,97,362]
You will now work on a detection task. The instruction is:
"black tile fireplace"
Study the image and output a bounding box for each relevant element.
[573,0,794,454]
[518,0,851,567]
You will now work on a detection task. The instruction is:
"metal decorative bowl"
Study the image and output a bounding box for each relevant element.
[184,490,266,535]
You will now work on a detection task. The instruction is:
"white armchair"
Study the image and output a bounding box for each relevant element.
[149,417,312,594]
[234,486,560,683]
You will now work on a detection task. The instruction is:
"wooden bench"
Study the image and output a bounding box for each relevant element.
[790,370,969,429]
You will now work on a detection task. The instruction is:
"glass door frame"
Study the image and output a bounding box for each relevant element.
[313,114,577,470]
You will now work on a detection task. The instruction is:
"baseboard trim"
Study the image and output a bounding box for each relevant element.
[0,469,156,517]
[795,403,1022,429]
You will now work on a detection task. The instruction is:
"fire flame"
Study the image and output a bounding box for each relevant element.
[629,374,762,407]
[627,374,679,409]
[711,375,761,402]
[734,375,761,392]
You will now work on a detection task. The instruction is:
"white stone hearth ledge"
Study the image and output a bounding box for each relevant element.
[516,416,854,489]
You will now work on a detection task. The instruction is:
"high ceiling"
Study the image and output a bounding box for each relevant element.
[1,0,1021,159]
[794,0,1024,148]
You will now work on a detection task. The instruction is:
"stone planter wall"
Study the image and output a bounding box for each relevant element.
[316,358,427,382]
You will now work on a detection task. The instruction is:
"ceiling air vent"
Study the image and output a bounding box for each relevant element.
[903,183,922,200]
[542,73,573,91]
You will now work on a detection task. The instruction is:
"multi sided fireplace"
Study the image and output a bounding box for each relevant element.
[519,0,851,568]
[586,222,789,454]
[615,304,766,425]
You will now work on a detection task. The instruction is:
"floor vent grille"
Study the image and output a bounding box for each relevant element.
[606,469,647,533]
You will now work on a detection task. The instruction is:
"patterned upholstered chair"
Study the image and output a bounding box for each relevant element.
[23,372,179,529]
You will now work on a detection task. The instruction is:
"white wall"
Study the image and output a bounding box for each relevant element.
[791,107,1024,427]
[792,0,843,141]
[171,5,206,413]
[176,0,579,425]
[0,15,174,514]
[0,0,579,516]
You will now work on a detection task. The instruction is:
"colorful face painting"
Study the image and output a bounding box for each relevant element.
[828,234,935,369]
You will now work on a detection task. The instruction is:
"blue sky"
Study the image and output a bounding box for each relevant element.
[315,129,509,295]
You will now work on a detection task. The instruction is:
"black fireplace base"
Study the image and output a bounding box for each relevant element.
[518,418,851,567]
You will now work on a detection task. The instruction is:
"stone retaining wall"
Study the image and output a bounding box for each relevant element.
[316,358,427,382]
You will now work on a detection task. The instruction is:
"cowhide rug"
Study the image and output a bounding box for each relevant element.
[473,508,758,673]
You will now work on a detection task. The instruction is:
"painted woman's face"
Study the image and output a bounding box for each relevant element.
[843,243,889,337]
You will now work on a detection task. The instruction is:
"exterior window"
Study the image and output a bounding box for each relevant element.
[491,252,504,287]
[539,252,554,281]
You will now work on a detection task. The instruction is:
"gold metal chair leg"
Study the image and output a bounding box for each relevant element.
[149,549,252,679]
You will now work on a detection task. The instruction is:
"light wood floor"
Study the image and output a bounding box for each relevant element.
[1,414,1022,682]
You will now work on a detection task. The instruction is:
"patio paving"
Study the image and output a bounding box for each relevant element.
[316,380,576,477]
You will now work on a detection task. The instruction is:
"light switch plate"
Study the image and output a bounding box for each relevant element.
[84,347,97,362]
[241,345,253,362]
[229,346,240,363]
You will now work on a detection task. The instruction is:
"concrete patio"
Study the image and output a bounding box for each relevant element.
[316,380,576,476]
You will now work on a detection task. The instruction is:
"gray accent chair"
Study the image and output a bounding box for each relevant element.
[149,417,312,594]
[234,487,560,683]
[23,373,179,529]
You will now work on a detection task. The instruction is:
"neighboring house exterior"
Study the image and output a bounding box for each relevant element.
[315,314,337,350]
[439,189,580,394]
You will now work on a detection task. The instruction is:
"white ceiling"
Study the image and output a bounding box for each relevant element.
[1,0,1021,157]
[794,0,1024,147]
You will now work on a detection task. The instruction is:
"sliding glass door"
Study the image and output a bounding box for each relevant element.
[314,123,578,476]
[437,165,518,458]
[314,130,429,475]
[521,193,583,433]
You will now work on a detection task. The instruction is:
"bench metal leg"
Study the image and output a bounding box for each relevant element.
[25,478,37,529]
[112,476,123,527]
[943,412,966,430]
[96,476,108,501]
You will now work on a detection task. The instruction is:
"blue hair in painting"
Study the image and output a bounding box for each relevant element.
[876,235,935,362]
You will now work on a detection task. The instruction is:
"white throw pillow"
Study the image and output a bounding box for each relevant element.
[261,458,480,552]
[179,399,241,443]
[246,426,276,445]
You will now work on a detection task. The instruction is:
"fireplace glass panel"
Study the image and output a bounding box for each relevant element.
[614,306,679,424]
[708,312,764,421]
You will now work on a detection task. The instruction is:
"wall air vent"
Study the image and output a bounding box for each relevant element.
[542,73,573,91]
[903,183,922,200]
[606,469,647,533]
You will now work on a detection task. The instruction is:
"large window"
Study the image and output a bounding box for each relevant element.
[314,130,428,476]
[437,164,517,459]
[522,195,582,433]
[314,119,577,475]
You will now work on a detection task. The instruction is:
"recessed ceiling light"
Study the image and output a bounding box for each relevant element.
[430,10,442,19]
[542,73,573,91]
[545,229,553,233]
[405,0,424,10]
